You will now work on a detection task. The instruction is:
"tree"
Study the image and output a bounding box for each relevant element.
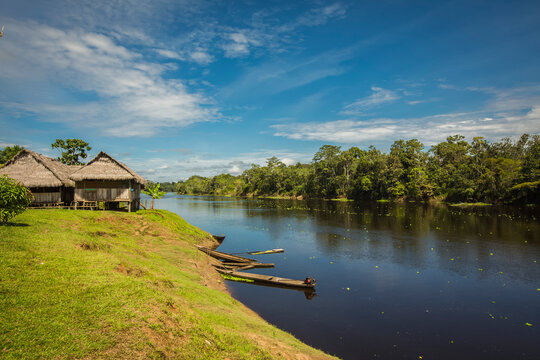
[142,183,166,210]
[0,175,33,223]
[51,139,92,165]
[0,145,24,165]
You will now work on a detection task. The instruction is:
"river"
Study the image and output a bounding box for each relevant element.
[148,194,540,360]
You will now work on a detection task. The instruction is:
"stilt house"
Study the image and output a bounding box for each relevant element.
[0,149,78,204]
[69,152,147,211]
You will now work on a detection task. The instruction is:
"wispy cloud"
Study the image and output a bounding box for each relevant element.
[128,149,309,181]
[272,85,540,145]
[280,3,347,31]
[221,45,356,98]
[0,20,220,137]
[341,86,400,115]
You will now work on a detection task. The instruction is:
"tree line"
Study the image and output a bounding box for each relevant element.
[175,134,539,204]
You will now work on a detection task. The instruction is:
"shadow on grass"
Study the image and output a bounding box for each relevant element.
[1,222,30,227]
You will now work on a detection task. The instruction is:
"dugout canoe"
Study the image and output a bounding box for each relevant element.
[216,268,316,289]
[197,246,256,263]
[248,248,285,255]
[219,262,274,268]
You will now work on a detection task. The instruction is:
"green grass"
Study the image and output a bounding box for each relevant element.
[0,209,334,359]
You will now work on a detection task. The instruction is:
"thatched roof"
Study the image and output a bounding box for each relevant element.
[0,149,76,187]
[70,152,147,184]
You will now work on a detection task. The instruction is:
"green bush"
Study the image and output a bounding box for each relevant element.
[0,175,33,223]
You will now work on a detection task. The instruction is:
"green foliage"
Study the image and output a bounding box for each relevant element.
[51,138,92,165]
[174,134,539,204]
[0,145,24,165]
[142,183,167,210]
[0,175,32,223]
[155,181,177,192]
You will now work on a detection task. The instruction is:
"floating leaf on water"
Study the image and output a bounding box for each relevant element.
[525,323,533,326]
[330,261,334,264]
[417,271,420,274]
[490,253,494,256]
[346,287,350,291]
[491,301,496,304]
[430,248,434,251]
[450,258,455,261]
[478,268,484,271]
[375,265,379,269]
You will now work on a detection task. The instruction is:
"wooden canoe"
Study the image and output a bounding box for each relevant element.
[212,235,226,241]
[197,246,255,263]
[219,262,274,268]
[216,268,316,288]
[248,248,285,255]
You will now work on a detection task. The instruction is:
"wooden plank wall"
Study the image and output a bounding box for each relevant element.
[33,192,61,203]
[75,188,130,201]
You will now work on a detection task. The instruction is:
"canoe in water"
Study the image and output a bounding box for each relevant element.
[248,248,285,255]
[212,235,225,241]
[216,268,316,288]
[197,246,255,263]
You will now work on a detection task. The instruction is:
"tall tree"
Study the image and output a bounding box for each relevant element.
[51,139,92,165]
[0,145,24,165]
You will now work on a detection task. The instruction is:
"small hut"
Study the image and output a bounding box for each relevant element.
[0,149,76,205]
[69,152,147,211]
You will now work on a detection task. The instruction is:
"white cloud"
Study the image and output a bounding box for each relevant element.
[271,101,540,145]
[189,50,214,64]
[342,86,400,114]
[294,3,347,27]
[156,49,184,60]
[0,20,219,137]
[128,149,310,181]
[222,32,255,58]
[281,158,297,166]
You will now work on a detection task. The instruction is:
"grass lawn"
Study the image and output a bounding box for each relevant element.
[0,209,335,359]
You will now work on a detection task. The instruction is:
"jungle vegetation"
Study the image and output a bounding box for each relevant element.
[175,134,540,204]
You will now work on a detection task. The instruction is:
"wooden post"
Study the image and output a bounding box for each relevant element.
[128,180,132,213]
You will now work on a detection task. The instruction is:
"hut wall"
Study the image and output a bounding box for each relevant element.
[130,183,142,211]
[75,180,131,202]
[61,187,75,203]
[30,187,61,203]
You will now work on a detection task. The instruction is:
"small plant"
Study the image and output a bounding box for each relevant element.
[0,175,33,224]
[142,183,166,210]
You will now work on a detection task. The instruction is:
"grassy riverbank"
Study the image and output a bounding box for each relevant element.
[0,209,334,359]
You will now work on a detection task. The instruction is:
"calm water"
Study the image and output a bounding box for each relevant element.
[149,194,540,360]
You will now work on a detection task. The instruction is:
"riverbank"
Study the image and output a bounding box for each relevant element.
[0,209,335,359]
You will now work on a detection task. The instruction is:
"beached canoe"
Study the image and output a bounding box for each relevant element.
[248,248,285,255]
[212,235,226,241]
[216,268,316,288]
[197,246,256,263]
[219,262,274,268]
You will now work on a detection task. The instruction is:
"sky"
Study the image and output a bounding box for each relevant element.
[1,0,540,181]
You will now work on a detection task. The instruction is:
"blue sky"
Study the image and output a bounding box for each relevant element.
[1,0,539,181]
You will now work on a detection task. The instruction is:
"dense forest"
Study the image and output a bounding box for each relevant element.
[174,134,540,204]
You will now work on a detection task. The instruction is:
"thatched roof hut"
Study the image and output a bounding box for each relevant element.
[70,152,147,185]
[0,149,75,188]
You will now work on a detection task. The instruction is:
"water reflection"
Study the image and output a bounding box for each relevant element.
[151,194,540,360]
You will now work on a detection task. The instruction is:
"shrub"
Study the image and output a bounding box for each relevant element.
[0,175,33,223]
